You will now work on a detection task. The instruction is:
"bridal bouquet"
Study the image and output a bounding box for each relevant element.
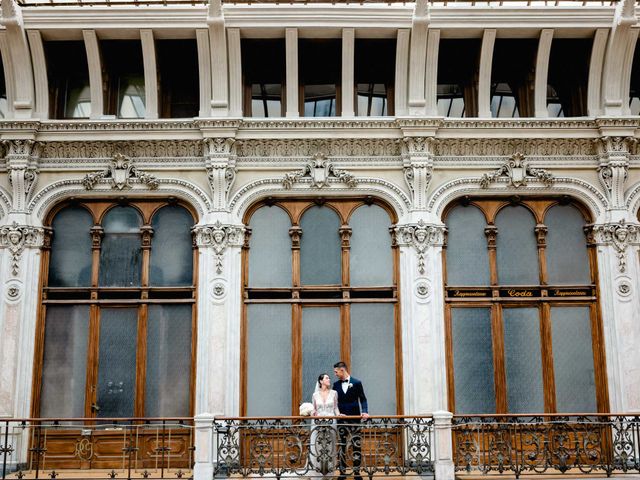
[299,402,314,416]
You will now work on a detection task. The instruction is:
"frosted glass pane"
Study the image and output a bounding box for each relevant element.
[99,207,142,287]
[551,307,597,413]
[446,206,490,286]
[351,304,396,414]
[49,207,93,287]
[248,206,292,288]
[302,308,341,404]
[97,308,138,418]
[452,308,495,414]
[40,305,89,418]
[247,304,292,415]
[150,206,194,286]
[349,205,393,287]
[495,206,539,285]
[145,305,192,417]
[300,206,341,285]
[545,205,591,285]
[503,308,544,413]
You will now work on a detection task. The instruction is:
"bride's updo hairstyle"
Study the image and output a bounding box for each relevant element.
[317,373,329,388]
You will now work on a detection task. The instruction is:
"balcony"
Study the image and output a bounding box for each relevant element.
[1,415,640,479]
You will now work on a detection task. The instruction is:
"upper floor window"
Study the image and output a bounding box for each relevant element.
[437,39,481,117]
[0,52,6,119]
[242,39,285,117]
[490,39,537,118]
[355,39,395,116]
[157,39,199,118]
[547,38,592,117]
[45,41,91,119]
[444,198,606,414]
[300,39,341,117]
[102,40,145,119]
[630,39,640,115]
[243,199,399,416]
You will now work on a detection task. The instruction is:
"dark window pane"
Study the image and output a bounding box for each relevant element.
[49,206,93,287]
[145,304,192,417]
[149,205,194,287]
[99,206,142,287]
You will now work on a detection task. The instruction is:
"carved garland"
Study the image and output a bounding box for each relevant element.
[82,153,159,190]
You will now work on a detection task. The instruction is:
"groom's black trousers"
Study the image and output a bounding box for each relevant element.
[337,419,362,480]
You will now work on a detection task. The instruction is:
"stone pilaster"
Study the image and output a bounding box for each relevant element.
[204,138,237,212]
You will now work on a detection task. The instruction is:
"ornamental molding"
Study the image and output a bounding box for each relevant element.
[589,220,640,273]
[594,137,637,208]
[2,140,41,213]
[433,138,596,157]
[192,221,245,274]
[392,220,446,274]
[594,136,638,156]
[0,222,46,276]
[282,154,357,189]
[404,162,433,211]
[480,153,555,189]
[2,139,41,158]
[204,137,237,157]
[236,138,402,158]
[40,140,204,159]
[83,154,159,191]
[401,137,437,158]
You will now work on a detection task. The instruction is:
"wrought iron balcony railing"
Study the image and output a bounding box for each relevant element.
[453,414,640,478]
[0,417,194,480]
[212,415,435,478]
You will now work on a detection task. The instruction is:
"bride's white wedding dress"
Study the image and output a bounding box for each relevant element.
[309,390,339,477]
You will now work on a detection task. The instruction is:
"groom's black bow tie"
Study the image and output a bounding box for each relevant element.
[342,380,349,383]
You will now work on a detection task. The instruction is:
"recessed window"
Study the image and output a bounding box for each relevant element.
[355,39,395,116]
[547,38,592,117]
[437,39,482,117]
[490,39,538,118]
[101,40,145,119]
[300,39,341,117]
[242,39,285,117]
[44,41,91,119]
[630,39,640,115]
[0,53,7,119]
[157,39,199,118]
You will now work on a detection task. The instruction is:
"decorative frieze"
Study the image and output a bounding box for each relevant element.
[0,222,46,276]
[282,154,357,189]
[82,154,159,190]
[40,140,203,159]
[392,220,446,274]
[237,138,401,158]
[433,138,596,157]
[480,153,554,189]
[590,220,640,273]
[192,221,245,274]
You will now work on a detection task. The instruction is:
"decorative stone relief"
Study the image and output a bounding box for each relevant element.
[40,140,203,159]
[402,137,435,211]
[594,137,636,209]
[591,220,640,273]
[432,138,596,157]
[0,222,46,276]
[236,138,401,158]
[204,138,237,211]
[192,221,245,274]
[392,220,446,274]
[616,278,632,299]
[415,280,431,302]
[83,153,159,190]
[480,153,554,189]
[282,153,357,189]
[3,140,41,212]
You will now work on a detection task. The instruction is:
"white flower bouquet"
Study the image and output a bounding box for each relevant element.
[299,402,314,416]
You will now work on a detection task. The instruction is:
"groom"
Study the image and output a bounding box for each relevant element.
[333,361,368,480]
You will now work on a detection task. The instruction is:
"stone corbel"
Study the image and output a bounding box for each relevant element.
[392,220,446,274]
[2,140,40,212]
[594,137,636,209]
[590,220,640,273]
[402,137,436,211]
[192,221,245,274]
[204,138,237,211]
[0,221,46,276]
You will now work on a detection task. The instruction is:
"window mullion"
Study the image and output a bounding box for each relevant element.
[292,303,302,415]
[135,304,148,418]
[491,303,508,413]
[86,305,101,420]
[540,302,556,413]
[340,303,351,371]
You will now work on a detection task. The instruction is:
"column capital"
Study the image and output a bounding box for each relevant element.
[588,220,640,273]
[392,220,446,274]
[192,221,246,273]
[0,221,46,276]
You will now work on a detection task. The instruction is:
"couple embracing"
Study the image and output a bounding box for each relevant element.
[310,361,368,480]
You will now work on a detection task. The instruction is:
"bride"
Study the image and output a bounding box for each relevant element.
[309,373,340,477]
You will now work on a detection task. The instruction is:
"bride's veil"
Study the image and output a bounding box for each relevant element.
[312,379,321,398]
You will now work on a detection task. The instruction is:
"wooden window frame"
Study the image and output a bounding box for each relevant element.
[31,199,198,420]
[443,197,608,414]
[240,198,402,416]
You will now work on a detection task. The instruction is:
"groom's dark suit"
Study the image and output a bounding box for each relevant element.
[333,377,368,480]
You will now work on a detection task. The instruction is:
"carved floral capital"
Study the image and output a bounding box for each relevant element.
[589,220,640,273]
[392,220,446,274]
[0,222,46,276]
[192,221,245,274]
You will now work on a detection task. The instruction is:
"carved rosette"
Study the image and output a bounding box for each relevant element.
[589,220,640,273]
[480,153,554,189]
[0,222,46,276]
[192,221,245,274]
[83,153,159,190]
[282,153,357,189]
[392,220,446,274]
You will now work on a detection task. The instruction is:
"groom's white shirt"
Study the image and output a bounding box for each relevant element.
[341,376,351,394]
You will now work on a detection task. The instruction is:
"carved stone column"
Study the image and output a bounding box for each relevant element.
[192,222,246,417]
[594,136,636,219]
[0,223,47,419]
[392,221,447,413]
[204,138,237,212]
[402,137,434,212]
[589,221,640,411]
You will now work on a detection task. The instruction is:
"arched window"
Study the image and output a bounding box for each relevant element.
[244,199,399,416]
[37,200,196,421]
[444,198,605,414]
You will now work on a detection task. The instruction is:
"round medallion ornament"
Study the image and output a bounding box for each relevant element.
[415,280,431,302]
[5,280,22,302]
[617,278,632,298]
[213,282,226,298]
